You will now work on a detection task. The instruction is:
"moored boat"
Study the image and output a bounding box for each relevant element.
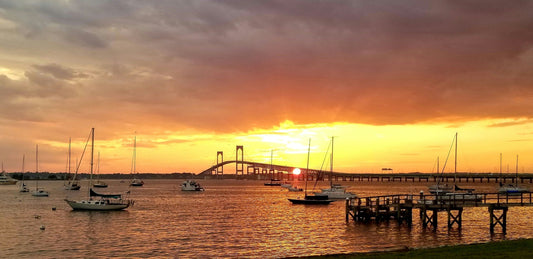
[0,174,17,185]
[0,165,17,185]
[130,178,144,186]
[288,185,303,192]
[497,155,529,195]
[499,183,529,195]
[93,181,108,188]
[64,128,132,211]
[314,184,357,199]
[181,180,205,191]
[288,194,332,205]
[66,188,131,211]
[129,134,144,187]
[288,139,333,205]
[31,144,49,197]
[313,137,357,199]
[64,138,81,190]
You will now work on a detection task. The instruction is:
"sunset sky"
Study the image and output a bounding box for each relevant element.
[1,1,533,175]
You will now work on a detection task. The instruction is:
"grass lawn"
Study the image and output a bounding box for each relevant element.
[297,238,533,259]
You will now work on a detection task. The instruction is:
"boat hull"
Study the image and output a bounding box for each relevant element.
[65,185,81,190]
[288,195,333,205]
[264,182,282,186]
[65,199,130,211]
[499,185,529,195]
[288,198,333,205]
[31,190,49,197]
[314,190,357,199]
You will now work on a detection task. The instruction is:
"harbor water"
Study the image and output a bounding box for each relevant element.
[2,179,533,258]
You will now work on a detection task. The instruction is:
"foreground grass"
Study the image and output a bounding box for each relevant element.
[299,238,533,259]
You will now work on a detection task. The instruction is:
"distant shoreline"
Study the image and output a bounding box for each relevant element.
[293,238,533,258]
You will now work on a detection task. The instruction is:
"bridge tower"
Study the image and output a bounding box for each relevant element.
[216,151,223,177]
[236,145,244,175]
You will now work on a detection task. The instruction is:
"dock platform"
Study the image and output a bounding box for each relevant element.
[345,192,533,234]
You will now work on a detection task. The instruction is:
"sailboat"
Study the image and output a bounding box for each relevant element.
[314,137,357,199]
[428,133,460,194]
[64,138,81,190]
[93,152,108,188]
[264,149,282,186]
[499,154,529,195]
[288,139,333,205]
[425,133,481,203]
[0,162,17,185]
[65,128,132,210]
[129,134,144,187]
[19,155,29,192]
[32,144,49,197]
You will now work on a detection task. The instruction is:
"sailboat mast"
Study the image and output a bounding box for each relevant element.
[35,144,38,190]
[90,128,94,187]
[454,132,457,174]
[134,135,137,174]
[22,154,25,181]
[131,134,137,175]
[437,156,439,174]
[304,139,311,196]
[98,151,100,175]
[515,155,518,183]
[68,138,71,175]
[454,132,457,182]
[330,137,334,187]
[499,153,502,183]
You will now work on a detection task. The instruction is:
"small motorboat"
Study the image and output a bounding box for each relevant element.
[181,180,205,191]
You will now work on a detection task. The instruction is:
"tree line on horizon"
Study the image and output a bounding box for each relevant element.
[7,172,197,180]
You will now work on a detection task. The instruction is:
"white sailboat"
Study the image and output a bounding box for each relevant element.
[32,145,49,197]
[19,154,29,192]
[264,149,282,186]
[425,133,481,202]
[93,152,108,188]
[499,154,529,195]
[428,133,471,195]
[65,138,81,190]
[129,134,144,187]
[65,128,132,211]
[314,137,357,199]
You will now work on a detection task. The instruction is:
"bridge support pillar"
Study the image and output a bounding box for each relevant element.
[489,205,508,234]
[216,151,223,177]
[236,145,244,175]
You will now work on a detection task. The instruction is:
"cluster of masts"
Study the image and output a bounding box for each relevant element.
[4,128,205,211]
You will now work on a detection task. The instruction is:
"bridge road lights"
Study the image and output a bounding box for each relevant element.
[236,145,244,175]
[217,151,223,177]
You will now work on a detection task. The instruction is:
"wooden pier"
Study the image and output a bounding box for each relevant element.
[345,192,533,234]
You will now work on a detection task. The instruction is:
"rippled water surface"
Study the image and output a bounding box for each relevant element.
[2,179,533,258]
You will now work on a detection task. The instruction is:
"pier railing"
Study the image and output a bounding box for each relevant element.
[348,192,533,209]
